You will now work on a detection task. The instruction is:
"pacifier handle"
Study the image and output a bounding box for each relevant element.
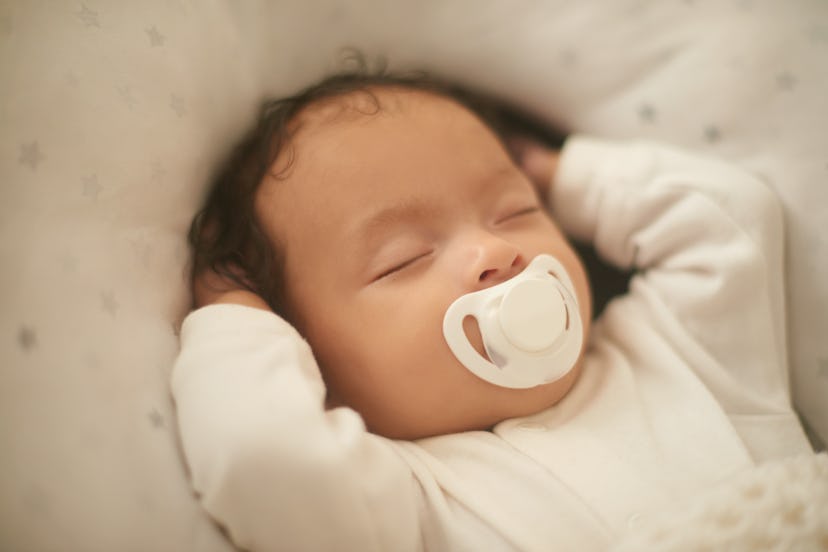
[443,295,511,385]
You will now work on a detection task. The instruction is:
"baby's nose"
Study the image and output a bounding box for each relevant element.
[477,254,521,285]
[468,236,525,290]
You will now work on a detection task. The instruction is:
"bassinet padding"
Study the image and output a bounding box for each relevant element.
[1,2,826,550]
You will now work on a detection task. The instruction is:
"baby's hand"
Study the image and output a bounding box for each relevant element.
[192,266,270,311]
[507,135,560,202]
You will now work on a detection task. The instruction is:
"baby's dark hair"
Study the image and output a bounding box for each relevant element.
[188,63,563,317]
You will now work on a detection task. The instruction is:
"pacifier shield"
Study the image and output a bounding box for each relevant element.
[499,279,566,352]
[442,254,583,388]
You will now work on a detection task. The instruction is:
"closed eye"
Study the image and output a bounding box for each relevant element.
[374,251,431,281]
[497,206,541,223]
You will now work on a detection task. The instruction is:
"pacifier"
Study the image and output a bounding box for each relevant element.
[442,254,583,389]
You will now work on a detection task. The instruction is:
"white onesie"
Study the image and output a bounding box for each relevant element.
[171,137,812,552]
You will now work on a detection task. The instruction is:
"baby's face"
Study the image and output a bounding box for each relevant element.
[256,88,591,440]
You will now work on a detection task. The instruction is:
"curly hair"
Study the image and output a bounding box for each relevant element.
[188,64,564,319]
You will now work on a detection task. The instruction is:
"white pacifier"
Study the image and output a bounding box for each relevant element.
[442,254,584,389]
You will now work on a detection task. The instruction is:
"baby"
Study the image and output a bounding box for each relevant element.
[172,72,813,551]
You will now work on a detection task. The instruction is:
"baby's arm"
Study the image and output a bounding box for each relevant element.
[172,277,421,551]
[547,138,793,416]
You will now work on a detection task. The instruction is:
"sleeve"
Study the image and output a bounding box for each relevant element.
[170,304,422,552]
[550,136,791,411]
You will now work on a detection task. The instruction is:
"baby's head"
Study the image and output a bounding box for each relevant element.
[192,72,592,440]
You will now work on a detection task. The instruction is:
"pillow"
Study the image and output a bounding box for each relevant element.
[1,1,825,550]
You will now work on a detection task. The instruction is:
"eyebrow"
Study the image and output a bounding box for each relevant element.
[348,164,524,248]
[350,198,439,244]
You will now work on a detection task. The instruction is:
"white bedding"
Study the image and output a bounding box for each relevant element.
[1,1,826,550]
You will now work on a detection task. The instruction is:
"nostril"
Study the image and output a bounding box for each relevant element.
[479,269,495,281]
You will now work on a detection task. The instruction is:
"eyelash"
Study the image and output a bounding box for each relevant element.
[375,252,431,280]
[372,206,540,281]
[499,206,540,222]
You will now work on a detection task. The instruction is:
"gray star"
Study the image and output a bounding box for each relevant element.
[148,408,165,429]
[776,72,797,91]
[76,4,100,28]
[59,254,78,272]
[129,234,152,267]
[818,358,828,379]
[19,141,45,171]
[638,103,657,123]
[18,326,38,352]
[169,94,187,117]
[101,291,119,316]
[704,125,722,143]
[85,352,101,371]
[809,25,828,44]
[116,85,137,109]
[82,174,101,200]
[559,49,578,67]
[1,15,13,36]
[151,161,166,182]
[21,484,49,515]
[145,25,165,47]
[327,4,348,22]
[726,56,745,71]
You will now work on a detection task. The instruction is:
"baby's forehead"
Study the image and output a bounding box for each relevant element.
[266,85,480,182]
[258,83,515,236]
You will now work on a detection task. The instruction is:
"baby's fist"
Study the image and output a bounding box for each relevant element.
[192,266,270,311]
[507,136,560,202]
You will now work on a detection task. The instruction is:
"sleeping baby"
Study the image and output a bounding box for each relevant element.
[171,71,814,551]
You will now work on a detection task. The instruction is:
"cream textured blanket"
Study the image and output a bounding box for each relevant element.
[612,454,828,551]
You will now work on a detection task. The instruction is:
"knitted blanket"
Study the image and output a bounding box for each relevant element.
[612,453,828,551]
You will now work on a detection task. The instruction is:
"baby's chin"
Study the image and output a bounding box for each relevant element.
[488,364,584,425]
[367,363,584,441]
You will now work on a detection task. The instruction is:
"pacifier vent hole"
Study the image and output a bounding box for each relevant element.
[462,315,492,363]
